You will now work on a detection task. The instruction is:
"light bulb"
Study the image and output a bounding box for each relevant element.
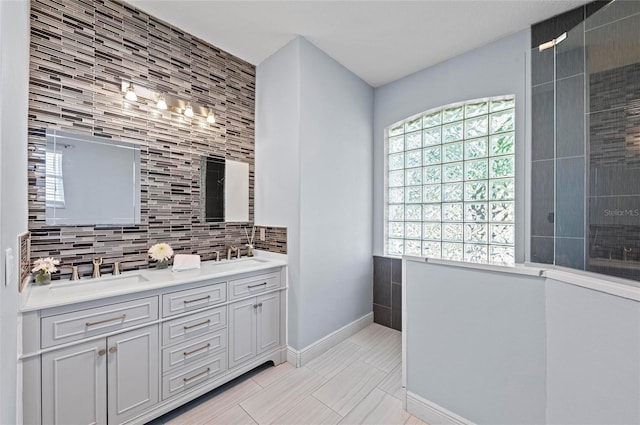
[206,109,216,124]
[184,102,194,118]
[156,94,167,110]
[124,83,137,101]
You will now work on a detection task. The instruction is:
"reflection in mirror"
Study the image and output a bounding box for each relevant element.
[225,160,249,222]
[200,157,249,223]
[201,156,225,222]
[45,130,141,226]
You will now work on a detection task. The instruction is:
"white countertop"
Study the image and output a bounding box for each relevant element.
[21,253,287,312]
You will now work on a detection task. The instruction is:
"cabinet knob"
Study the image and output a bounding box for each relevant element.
[258,302,263,307]
[98,349,106,356]
[253,304,258,309]
[108,347,117,354]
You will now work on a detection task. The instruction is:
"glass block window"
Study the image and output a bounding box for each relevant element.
[386,96,515,265]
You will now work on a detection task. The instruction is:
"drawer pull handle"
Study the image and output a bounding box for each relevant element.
[183,319,210,330]
[183,368,210,383]
[85,314,126,327]
[183,295,211,304]
[248,282,267,289]
[184,343,211,357]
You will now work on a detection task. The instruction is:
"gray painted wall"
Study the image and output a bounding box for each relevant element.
[0,1,29,423]
[372,30,531,262]
[405,261,547,424]
[256,37,373,349]
[297,37,373,348]
[256,38,302,347]
[546,280,640,424]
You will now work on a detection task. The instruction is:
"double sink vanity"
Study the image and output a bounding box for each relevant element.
[19,254,288,425]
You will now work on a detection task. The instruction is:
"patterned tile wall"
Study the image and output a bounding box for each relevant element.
[28,0,286,278]
[254,226,288,254]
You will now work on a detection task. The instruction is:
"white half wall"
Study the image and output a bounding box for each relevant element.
[405,260,546,424]
[373,30,531,261]
[546,280,640,424]
[405,258,640,425]
[256,37,373,349]
[0,1,30,423]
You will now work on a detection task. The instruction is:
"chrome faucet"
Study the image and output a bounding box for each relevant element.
[226,246,240,260]
[212,250,220,262]
[113,261,121,275]
[92,258,103,278]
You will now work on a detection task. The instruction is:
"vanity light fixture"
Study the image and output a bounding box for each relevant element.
[121,79,214,127]
[184,102,194,118]
[206,108,216,124]
[124,83,138,101]
[156,94,168,110]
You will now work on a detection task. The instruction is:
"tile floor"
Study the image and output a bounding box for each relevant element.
[150,323,426,425]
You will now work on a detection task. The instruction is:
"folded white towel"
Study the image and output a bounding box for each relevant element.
[172,254,201,271]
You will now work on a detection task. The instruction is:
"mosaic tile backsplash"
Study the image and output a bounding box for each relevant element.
[28,0,286,278]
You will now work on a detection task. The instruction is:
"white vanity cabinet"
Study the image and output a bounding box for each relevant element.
[229,292,280,368]
[21,261,287,425]
[41,339,107,425]
[41,325,159,425]
[40,300,160,425]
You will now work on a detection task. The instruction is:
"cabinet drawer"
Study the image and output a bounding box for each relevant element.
[162,306,227,346]
[41,297,158,349]
[162,282,226,317]
[162,353,227,400]
[162,329,227,373]
[229,272,280,300]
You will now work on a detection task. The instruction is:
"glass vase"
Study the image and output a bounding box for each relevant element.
[156,259,168,269]
[34,271,51,285]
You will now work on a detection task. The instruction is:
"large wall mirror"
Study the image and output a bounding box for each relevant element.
[45,130,141,226]
[45,130,249,227]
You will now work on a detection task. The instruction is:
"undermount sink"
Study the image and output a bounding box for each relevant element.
[48,273,149,292]
[198,258,267,271]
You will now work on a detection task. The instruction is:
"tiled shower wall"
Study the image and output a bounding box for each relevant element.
[530,0,640,281]
[373,256,402,331]
[28,0,286,278]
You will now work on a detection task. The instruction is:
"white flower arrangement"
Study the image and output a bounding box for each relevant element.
[148,243,174,262]
[32,257,60,283]
[31,257,60,274]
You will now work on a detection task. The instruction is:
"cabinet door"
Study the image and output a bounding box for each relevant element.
[42,339,107,425]
[228,298,257,368]
[257,292,280,355]
[107,325,159,425]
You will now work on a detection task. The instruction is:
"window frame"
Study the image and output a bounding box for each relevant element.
[384,95,516,265]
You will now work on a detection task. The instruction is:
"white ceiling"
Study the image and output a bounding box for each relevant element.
[129,0,589,87]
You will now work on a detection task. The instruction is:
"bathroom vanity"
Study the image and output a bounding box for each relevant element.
[19,256,287,425]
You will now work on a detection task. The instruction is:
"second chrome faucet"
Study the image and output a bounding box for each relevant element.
[226,246,241,260]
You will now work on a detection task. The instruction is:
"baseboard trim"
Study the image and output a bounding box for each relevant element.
[286,346,301,367]
[406,391,475,425]
[287,311,373,367]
